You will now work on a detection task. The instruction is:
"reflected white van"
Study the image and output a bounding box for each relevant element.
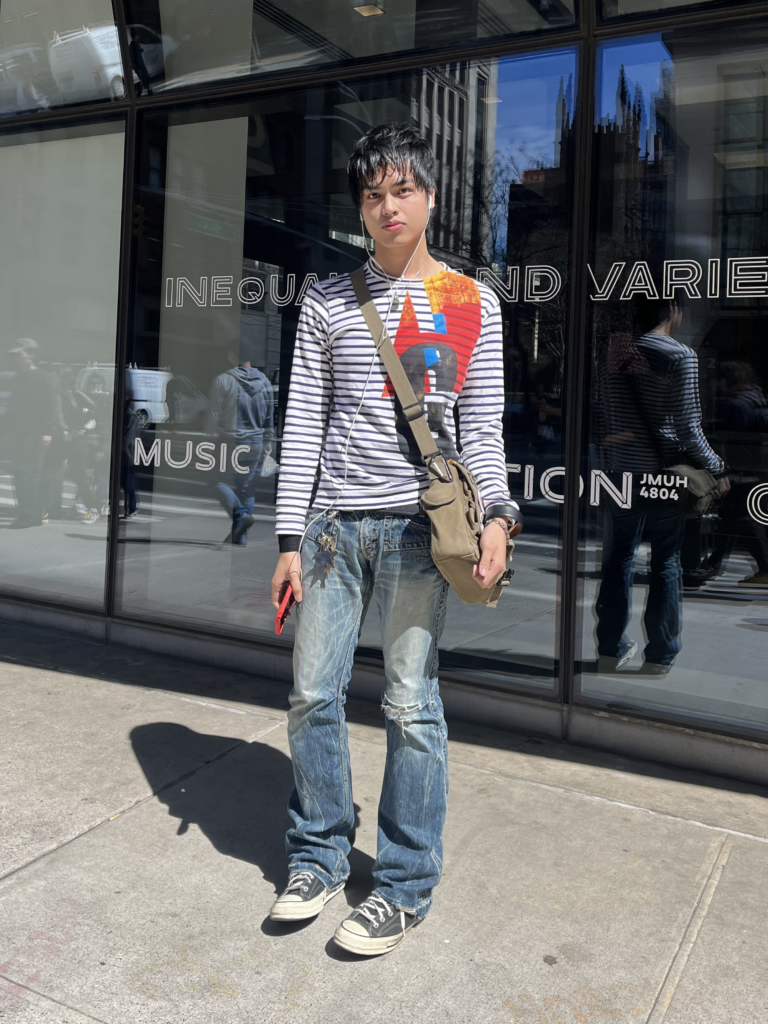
[126,368,172,429]
[48,24,124,103]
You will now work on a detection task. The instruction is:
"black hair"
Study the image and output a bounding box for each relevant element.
[347,123,436,210]
[632,294,683,334]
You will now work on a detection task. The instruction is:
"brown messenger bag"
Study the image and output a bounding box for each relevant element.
[350,266,515,608]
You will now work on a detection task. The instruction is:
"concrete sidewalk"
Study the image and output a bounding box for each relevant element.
[1,622,766,1024]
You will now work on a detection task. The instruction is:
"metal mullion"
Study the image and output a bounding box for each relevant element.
[111,0,137,103]
[0,102,130,132]
[595,0,768,35]
[104,104,137,618]
[558,2,597,706]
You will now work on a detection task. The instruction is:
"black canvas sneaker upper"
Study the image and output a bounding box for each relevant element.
[335,895,416,946]
[269,870,345,921]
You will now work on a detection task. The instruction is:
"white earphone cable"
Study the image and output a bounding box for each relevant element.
[296,197,433,553]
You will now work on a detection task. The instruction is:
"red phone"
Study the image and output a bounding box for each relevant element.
[275,583,296,635]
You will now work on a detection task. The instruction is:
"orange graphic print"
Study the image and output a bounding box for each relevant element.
[382,272,483,398]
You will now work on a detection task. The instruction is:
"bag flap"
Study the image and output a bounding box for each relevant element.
[419,480,458,511]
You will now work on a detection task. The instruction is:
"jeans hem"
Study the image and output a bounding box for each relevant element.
[372,886,434,921]
[285,860,344,890]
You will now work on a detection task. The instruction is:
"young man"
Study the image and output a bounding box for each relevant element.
[269,124,519,954]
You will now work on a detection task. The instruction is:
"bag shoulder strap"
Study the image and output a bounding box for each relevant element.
[350,265,440,465]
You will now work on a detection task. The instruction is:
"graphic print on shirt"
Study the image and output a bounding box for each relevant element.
[383,272,483,464]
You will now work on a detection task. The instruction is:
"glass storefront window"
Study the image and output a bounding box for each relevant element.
[117,48,577,692]
[580,27,768,735]
[0,121,125,608]
[601,0,764,19]
[0,1,127,117]
[120,1,575,96]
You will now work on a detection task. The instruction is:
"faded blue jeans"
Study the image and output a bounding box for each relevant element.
[286,508,450,920]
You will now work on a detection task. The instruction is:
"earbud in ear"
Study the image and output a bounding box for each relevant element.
[429,196,434,209]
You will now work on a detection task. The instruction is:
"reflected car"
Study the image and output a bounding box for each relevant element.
[48,24,125,102]
[127,367,173,429]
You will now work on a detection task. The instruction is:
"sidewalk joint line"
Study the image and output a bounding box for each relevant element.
[147,689,286,720]
[0,738,236,886]
[643,836,734,1023]
[0,721,284,887]
[0,974,112,1024]
[446,757,768,844]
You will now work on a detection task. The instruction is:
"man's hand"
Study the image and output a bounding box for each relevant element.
[473,523,507,589]
[716,476,731,497]
[271,551,303,609]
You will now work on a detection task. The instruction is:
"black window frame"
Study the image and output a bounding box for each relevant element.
[0,0,766,743]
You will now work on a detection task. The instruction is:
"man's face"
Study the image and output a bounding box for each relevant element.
[359,165,434,255]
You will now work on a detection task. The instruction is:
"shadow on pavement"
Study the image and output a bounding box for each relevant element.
[2,619,766,801]
[130,722,375,909]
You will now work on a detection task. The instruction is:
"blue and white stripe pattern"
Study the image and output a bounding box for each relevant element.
[602,331,724,474]
[276,259,511,537]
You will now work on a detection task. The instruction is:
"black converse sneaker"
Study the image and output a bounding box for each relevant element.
[269,871,345,922]
[333,895,417,955]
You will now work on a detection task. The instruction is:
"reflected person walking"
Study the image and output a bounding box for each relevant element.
[596,297,728,673]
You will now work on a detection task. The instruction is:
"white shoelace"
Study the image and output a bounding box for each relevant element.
[285,871,316,894]
[356,895,395,926]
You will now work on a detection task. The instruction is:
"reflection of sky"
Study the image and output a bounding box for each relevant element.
[494,48,577,169]
[597,35,672,142]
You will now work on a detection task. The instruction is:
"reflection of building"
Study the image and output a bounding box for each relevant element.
[506,88,572,269]
[594,63,677,272]
[412,61,498,264]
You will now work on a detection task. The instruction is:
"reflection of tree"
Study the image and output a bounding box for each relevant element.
[483,144,547,266]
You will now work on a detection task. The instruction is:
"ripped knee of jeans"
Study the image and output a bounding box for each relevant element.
[381,692,430,738]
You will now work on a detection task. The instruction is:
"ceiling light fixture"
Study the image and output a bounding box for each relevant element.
[353,3,385,15]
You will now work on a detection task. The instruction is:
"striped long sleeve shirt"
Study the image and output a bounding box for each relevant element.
[275,259,511,539]
[601,331,724,475]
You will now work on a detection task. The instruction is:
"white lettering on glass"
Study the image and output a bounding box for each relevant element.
[620,262,659,300]
[590,471,632,509]
[210,276,233,307]
[707,259,720,298]
[587,262,625,301]
[270,273,296,307]
[231,446,250,474]
[525,266,562,302]
[747,483,768,525]
[176,277,208,307]
[164,439,192,469]
[194,442,216,471]
[524,464,535,500]
[296,273,320,305]
[727,258,768,298]
[663,260,702,299]
[134,437,160,467]
[539,466,584,503]
[237,277,265,305]
[477,266,520,302]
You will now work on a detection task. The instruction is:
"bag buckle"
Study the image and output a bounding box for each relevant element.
[425,453,453,483]
[401,400,424,423]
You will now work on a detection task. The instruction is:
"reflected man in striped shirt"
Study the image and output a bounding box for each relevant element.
[596,295,728,675]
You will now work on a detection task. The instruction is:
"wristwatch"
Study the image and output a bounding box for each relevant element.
[483,501,522,528]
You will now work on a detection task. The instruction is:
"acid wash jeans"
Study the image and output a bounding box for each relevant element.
[286,508,450,920]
